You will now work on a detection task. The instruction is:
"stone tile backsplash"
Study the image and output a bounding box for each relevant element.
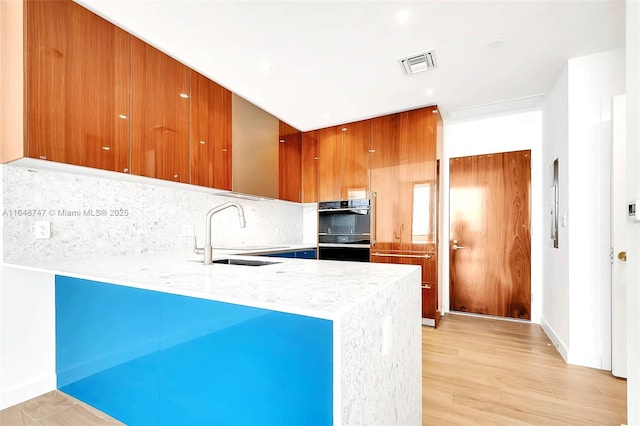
[3,162,316,263]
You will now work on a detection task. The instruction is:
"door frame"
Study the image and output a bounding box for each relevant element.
[440,112,543,324]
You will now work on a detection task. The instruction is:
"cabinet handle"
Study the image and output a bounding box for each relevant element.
[123,168,129,173]
[371,192,377,245]
[421,285,432,290]
[371,252,432,259]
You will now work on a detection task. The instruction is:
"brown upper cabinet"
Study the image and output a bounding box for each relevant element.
[26,0,131,173]
[301,130,319,203]
[316,120,371,202]
[191,72,232,190]
[131,39,191,183]
[278,121,302,202]
[26,0,233,190]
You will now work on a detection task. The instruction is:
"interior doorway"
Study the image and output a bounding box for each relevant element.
[449,150,532,320]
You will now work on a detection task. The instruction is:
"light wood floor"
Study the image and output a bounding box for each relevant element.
[423,313,627,426]
[0,390,122,425]
[1,313,627,425]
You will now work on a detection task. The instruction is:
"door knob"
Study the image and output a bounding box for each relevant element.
[452,240,466,250]
[618,251,627,262]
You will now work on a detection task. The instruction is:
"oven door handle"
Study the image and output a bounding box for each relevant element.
[371,252,432,259]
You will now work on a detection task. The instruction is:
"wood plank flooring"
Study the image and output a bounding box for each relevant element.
[1,313,627,425]
[423,313,627,425]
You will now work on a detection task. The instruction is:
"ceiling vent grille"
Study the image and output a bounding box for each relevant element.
[400,50,437,75]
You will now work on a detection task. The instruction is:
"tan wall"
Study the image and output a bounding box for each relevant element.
[0,0,25,163]
[231,94,279,198]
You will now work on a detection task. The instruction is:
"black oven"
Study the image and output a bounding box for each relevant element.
[318,199,370,262]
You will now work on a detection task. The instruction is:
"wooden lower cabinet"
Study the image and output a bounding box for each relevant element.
[371,245,439,326]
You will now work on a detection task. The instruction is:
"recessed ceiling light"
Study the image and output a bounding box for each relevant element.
[258,62,273,74]
[395,9,411,25]
[489,38,504,48]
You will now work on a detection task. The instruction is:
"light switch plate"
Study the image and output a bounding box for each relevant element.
[34,221,51,239]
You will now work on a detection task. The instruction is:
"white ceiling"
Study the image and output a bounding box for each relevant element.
[75,0,625,131]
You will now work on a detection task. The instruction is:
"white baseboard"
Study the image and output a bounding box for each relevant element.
[566,351,604,370]
[0,375,56,410]
[539,316,569,362]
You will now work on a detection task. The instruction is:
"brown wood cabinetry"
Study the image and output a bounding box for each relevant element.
[26,0,131,172]
[370,106,441,325]
[316,121,370,201]
[26,0,232,188]
[341,120,371,200]
[278,121,302,202]
[191,72,232,190]
[317,126,343,201]
[301,131,319,202]
[131,39,191,183]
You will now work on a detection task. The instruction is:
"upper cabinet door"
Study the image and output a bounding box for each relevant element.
[397,108,437,250]
[370,114,400,248]
[371,107,438,251]
[301,130,319,203]
[27,0,131,172]
[278,121,302,202]
[317,126,343,201]
[341,120,371,200]
[131,39,190,183]
[190,72,232,190]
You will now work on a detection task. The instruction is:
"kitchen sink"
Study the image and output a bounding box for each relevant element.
[210,258,281,267]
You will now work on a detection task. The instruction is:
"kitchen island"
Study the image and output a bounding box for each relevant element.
[8,249,422,425]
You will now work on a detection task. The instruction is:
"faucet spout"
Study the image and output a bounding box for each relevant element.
[204,202,246,264]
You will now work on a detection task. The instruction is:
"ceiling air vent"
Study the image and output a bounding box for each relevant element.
[400,50,437,75]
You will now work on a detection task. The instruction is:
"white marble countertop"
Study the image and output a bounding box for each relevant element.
[7,246,420,320]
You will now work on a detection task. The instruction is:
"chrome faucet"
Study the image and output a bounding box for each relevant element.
[194,202,246,264]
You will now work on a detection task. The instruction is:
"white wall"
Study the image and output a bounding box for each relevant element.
[567,49,624,369]
[0,267,56,409]
[442,111,543,324]
[541,48,625,371]
[540,64,570,360]
[626,0,640,422]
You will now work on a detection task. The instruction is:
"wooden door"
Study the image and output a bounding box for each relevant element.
[449,150,531,320]
[27,0,130,172]
[341,120,371,200]
[190,72,232,190]
[301,131,318,202]
[278,121,302,202]
[317,126,343,201]
[131,38,190,183]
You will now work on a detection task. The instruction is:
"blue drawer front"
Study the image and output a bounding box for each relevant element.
[263,249,317,259]
[55,276,333,426]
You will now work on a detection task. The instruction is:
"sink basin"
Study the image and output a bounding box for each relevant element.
[211,258,281,267]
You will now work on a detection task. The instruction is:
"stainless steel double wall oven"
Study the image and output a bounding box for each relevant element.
[317,199,371,262]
